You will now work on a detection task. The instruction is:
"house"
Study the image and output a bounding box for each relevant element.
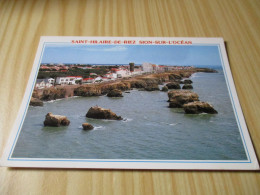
[131,67,143,76]
[111,68,130,78]
[35,78,54,89]
[82,78,94,84]
[94,76,103,83]
[56,76,82,85]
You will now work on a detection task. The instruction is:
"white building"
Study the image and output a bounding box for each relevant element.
[35,78,54,89]
[111,68,131,78]
[94,76,103,83]
[82,78,94,84]
[56,76,82,85]
[142,62,153,72]
[131,68,144,76]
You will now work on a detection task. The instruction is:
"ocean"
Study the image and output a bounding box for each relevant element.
[12,70,247,160]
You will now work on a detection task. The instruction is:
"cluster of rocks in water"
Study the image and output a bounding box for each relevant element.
[168,90,217,114]
[43,106,122,130]
[40,68,218,129]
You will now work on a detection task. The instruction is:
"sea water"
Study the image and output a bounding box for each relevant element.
[12,71,247,160]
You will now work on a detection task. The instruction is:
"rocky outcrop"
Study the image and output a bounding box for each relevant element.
[183,101,218,114]
[182,84,193,89]
[183,79,193,84]
[129,78,161,90]
[195,68,218,73]
[41,88,66,101]
[43,113,70,127]
[144,84,160,91]
[168,90,199,108]
[140,77,160,85]
[180,72,193,78]
[100,82,131,94]
[129,80,147,88]
[161,86,168,92]
[166,82,181,89]
[82,123,94,130]
[86,106,123,120]
[32,90,40,99]
[30,97,43,106]
[33,69,217,102]
[169,73,182,81]
[74,86,102,97]
[107,89,123,97]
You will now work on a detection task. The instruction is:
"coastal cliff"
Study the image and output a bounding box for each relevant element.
[31,68,217,101]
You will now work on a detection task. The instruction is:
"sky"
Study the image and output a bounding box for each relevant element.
[41,44,222,66]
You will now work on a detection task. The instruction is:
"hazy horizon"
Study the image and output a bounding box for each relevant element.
[41,44,222,67]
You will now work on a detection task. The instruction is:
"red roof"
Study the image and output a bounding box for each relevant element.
[83,78,94,81]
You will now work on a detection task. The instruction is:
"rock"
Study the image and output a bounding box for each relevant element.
[168,90,199,108]
[30,97,43,106]
[180,72,192,78]
[169,73,182,80]
[161,86,168,92]
[100,82,131,94]
[82,123,94,130]
[140,77,160,85]
[32,90,40,99]
[183,101,218,114]
[74,86,102,97]
[144,84,160,91]
[195,68,218,73]
[41,88,66,101]
[183,79,193,84]
[130,80,147,88]
[166,82,181,89]
[125,91,130,93]
[44,112,70,127]
[107,89,123,97]
[182,84,193,89]
[86,106,122,120]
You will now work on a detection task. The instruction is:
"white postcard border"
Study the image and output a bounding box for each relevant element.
[1,36,259,170]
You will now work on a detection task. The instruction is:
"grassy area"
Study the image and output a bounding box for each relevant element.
[37,67,109,79]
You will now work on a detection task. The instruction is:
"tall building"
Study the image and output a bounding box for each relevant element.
[142,62,154,72]
[129,62,135,72]
[142,62,158,72]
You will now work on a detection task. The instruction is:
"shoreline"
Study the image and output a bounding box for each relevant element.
[31,68,217,104]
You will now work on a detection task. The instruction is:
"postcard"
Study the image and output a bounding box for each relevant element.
[0,36,259,170]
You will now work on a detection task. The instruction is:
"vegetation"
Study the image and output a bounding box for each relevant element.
[37,67,109,79]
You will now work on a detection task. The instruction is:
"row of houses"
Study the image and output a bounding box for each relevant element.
[35,64,194,89]
[35,66,144,89]
[35,74,116,89]
[35,76,93,89]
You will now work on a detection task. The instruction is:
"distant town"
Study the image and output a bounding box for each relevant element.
[36,63,194,89]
